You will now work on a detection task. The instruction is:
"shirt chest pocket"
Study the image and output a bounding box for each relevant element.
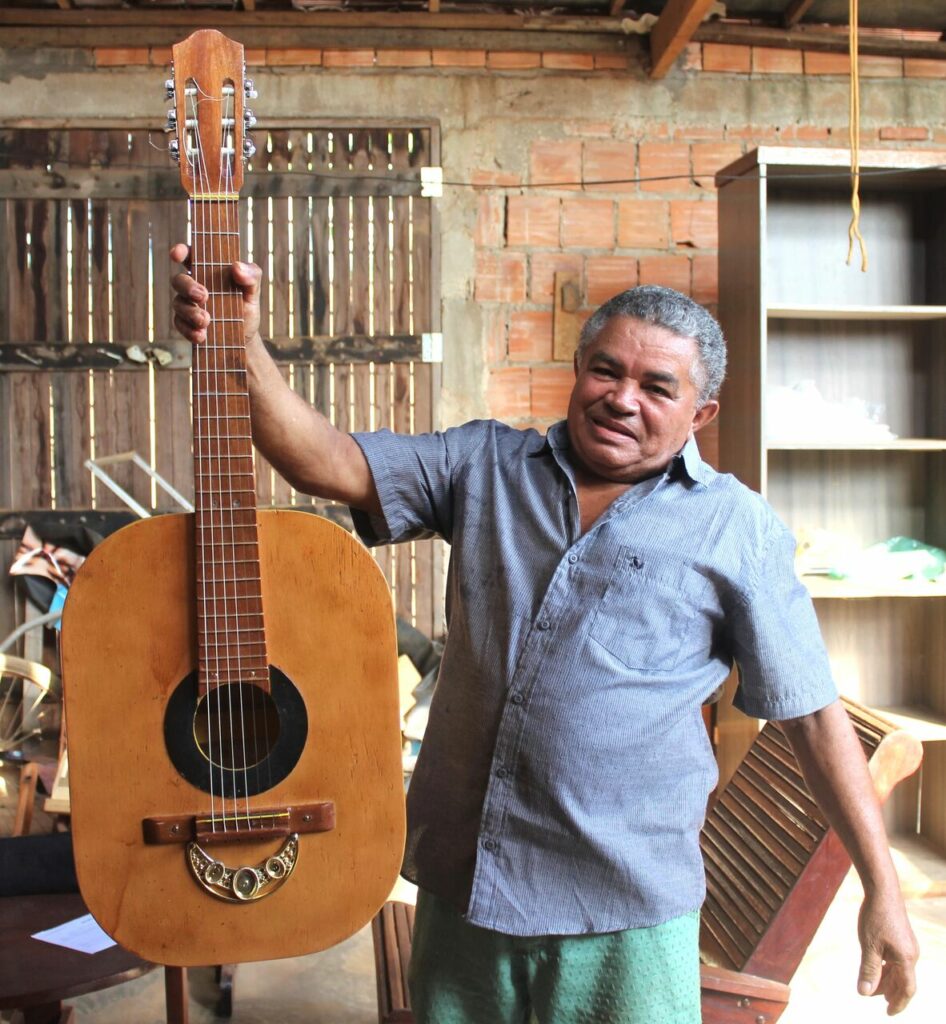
[587,546,710,672]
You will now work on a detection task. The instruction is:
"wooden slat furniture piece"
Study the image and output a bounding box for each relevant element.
[372,698,922,1024]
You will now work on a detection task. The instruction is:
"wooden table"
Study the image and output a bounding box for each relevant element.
[0,891,157,1024]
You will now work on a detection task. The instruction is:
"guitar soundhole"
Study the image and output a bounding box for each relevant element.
[193,683,281,771]
[164,666,308,799]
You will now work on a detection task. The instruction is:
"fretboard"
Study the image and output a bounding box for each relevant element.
[191,197,268,695]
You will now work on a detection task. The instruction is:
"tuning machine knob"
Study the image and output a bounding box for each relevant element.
[168,139,181,163]
[244,109,257,130]
[165,77,175,101]
[243,138,257,160]
[165,109,178,133]
[244,78,258,100]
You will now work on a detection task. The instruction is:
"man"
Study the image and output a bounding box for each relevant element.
[172,249,918,1022]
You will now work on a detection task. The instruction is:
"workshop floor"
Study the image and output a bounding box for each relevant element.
[2,767,944,1023]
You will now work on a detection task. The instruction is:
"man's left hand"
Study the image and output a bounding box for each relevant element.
[856,886,919,1015]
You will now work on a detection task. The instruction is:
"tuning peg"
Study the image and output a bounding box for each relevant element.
[244,78,258,100]
[165,109,178,133]
[243,137,257,160]
[168,139,181,163]
[244,109,257,130]
[165,78,175,101]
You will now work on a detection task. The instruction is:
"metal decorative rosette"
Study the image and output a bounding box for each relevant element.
[186,834,300,902]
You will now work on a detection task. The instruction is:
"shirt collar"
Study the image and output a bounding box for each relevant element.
[530,422,713,489]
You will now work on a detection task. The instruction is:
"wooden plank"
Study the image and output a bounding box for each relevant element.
[649,0,718,79]
[390,132,412,336]
[0,372,13,508]
[370,130,393,338]
[10,371,52,509]
[311,132,331,337]
[410,131,432,336]
[51,372,92,508]
[90,369,151,511]
[350,130,371,337]
[268,130,292,343]
[153,368,194,508]
[290,130,312,341]
[332,132,353,336]
[783,0,816,28]
[8,200,35,343]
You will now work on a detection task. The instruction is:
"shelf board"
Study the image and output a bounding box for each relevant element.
[768,439,946,451]
[768,304,946,321]
[872,705,946,744]
[803,575,946,599]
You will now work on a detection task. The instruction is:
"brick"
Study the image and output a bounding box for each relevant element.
[530,252,583,303]
[639,254,691,294]
[323,49,376,68]
[531,367,575,418]
[691,142,743,189]
[530,140,583,189]
[702,43,752,74]
[777,125,833,143]
[472,170,522,187]
[586,256,638,306]
[617,199,670,249]
[803,51,850,75]
[879,126,929,141]
[905,58,946,79]
[751,47,802,75]
[475,194,506,249]
[691,253,718,306]
[267,49,323,66]
[670,199,718,249]
[542,52,595,71]
[506,195,560,247]
[475,252,527,302]
[509,311,555,362]
[95,48,149,66]
[561,198,615,248]
[595,53,629,71]
[583,141,636,192]
[487,367,532,420]
[638,142,692,194]
[376,50,433,68]
[483,308,508,364]
[432,49,487,67]
[487,51,541,70]
[564,121,616,138]
[860,55,904,78]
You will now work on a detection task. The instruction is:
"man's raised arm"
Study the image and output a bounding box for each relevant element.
[170,246,380,515]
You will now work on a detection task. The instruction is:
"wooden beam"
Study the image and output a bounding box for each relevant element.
[783,0,816,29]
[609,0,628,15]
[429,0,441,12]
[694,21,946,60]
[649,0,719,79]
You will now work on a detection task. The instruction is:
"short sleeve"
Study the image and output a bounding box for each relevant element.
[349,424,487,547]
[729,521,838,721]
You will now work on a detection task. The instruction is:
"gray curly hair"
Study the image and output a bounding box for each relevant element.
[576,285,727,405]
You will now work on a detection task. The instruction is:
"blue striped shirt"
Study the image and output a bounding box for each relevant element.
[351,419,837,936]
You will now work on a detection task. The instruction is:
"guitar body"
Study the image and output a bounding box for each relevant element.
[61,509,405,966]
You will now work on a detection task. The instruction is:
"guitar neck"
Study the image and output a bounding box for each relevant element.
[191,198,268,694]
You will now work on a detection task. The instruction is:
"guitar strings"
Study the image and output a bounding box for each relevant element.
[190,81,229,833]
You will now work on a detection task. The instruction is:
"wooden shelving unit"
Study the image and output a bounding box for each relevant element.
[716,147,946,852]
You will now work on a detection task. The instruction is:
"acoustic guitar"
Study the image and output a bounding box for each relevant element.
[60,29,405,967]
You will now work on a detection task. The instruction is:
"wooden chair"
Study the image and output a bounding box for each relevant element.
[372,698,923,1024]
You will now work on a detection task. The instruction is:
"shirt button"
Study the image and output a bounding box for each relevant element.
[567,553,578,564]
[538,619,550,630]
[495,767,509,779]
[482,837,498,852]
[510,692,525,706]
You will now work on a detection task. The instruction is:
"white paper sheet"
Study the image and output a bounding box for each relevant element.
[32,913,117,954]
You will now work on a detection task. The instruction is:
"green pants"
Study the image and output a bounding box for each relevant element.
[408,890,701,1024]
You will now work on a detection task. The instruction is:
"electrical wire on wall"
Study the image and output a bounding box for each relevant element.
[847,0,868,272]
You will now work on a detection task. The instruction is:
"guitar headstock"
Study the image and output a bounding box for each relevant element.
[166,29,257,197]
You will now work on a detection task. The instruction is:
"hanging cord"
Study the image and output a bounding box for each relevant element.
[847,0,868,271]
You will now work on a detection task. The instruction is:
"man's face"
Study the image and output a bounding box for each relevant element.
[566,316,719,485]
